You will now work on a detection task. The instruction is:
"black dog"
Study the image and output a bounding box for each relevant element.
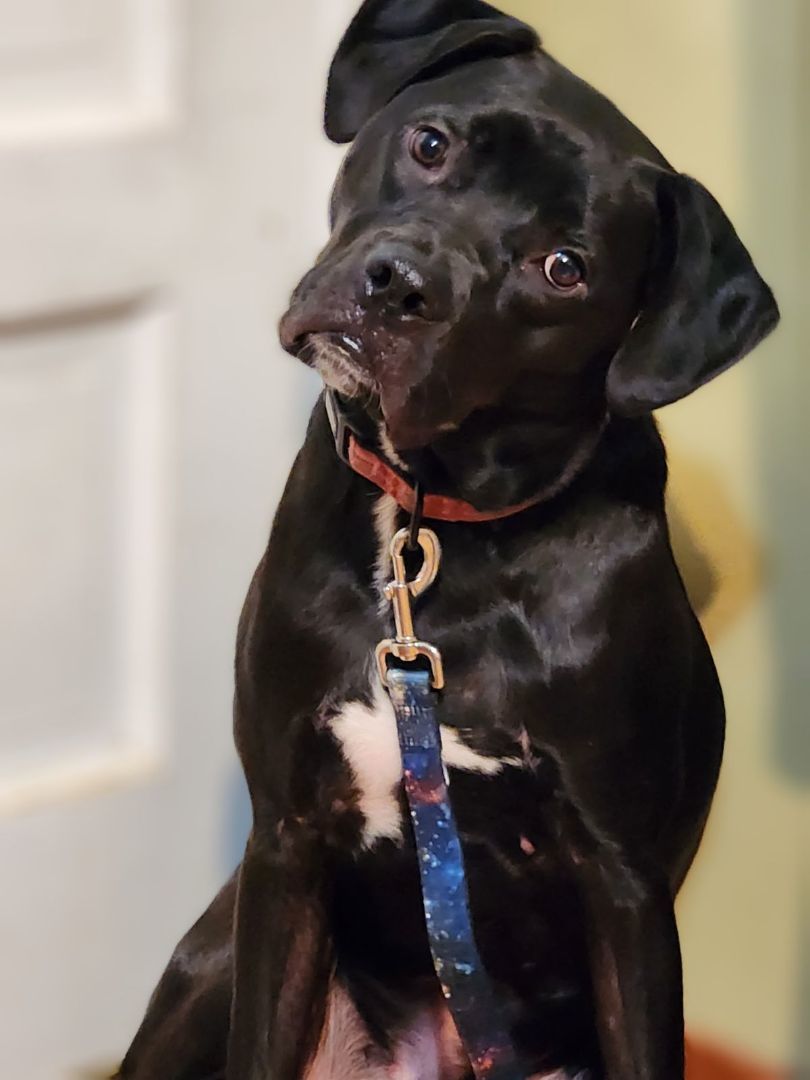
[118,2,778,1078]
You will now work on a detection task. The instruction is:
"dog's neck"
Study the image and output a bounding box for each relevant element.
[338,393,665,517]
[403,408,609,512]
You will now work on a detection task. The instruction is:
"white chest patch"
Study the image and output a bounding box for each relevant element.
[329,681,522,848]
[329,682,404,847]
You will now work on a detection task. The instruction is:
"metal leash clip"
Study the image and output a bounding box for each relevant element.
[376,527,445,690]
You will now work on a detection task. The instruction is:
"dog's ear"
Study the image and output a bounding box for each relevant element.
[325,0,539,144]
[606,171,779,416]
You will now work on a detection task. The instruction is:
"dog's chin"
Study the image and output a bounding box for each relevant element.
[297,332,378,401]
[287,329,456,452]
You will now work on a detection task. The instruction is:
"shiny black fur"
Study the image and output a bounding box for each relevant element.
[118,2,778,1078]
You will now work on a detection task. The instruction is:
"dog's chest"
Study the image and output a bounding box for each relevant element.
[326,494,528,849]
[327,680,522,848]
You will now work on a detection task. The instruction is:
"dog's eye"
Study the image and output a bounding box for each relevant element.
[543,251,586,291]
[409,127,450,168]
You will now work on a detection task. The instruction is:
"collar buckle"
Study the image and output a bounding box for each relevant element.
[325,388,352,465]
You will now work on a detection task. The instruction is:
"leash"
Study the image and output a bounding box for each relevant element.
[377,526,525,1080]
[327,388,527,1072]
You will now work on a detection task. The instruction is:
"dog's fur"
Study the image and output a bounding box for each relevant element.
[118,2,779,1078]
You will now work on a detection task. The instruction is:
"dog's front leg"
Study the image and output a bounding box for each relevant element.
[226,822,333,1080]
[117,872,236,1079]
[573,847,684,1080]
[555,798,683,1080]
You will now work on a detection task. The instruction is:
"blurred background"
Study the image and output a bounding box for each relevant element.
[0,1,806,1077]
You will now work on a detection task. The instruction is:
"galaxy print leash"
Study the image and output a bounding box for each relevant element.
[387,667,524,1080]
[377,529,524,1080]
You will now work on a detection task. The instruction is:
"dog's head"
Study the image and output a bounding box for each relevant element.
[280,0,778,488]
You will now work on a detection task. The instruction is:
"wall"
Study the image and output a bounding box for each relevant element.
[504,0,809,1070]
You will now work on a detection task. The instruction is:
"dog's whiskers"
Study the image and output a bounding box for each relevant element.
[302,335,377,403]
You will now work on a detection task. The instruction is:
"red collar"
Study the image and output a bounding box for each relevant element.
[325,391,544,524]
[346,434,543,524]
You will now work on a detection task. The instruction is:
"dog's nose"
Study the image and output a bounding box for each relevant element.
[361,245,433,319]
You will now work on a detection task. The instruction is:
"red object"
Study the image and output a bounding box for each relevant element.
[347,435,544,524]
[686,1037,788,1080]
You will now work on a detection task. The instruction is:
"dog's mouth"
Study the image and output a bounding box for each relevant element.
[278,306,444,450]
[293,331,378,400]
[279,307,378,397]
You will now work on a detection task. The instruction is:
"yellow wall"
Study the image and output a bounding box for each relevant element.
[504,1,809,1069]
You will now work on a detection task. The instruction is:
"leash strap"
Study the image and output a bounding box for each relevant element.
[386,665,524,1080]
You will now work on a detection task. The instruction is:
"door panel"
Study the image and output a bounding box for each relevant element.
[0,302,170,813]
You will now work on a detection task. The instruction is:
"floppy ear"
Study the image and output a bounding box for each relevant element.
[325,0,539,144]
[606,171,779,416]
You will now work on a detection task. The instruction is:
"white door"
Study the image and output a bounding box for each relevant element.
[0,2,352,1076]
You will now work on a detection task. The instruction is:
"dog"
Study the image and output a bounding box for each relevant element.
[117,1,779,1077]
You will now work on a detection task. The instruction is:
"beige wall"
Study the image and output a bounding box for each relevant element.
[504,1,809,1069]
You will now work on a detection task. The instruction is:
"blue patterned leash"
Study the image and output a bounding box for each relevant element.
[376,528,524,1080]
